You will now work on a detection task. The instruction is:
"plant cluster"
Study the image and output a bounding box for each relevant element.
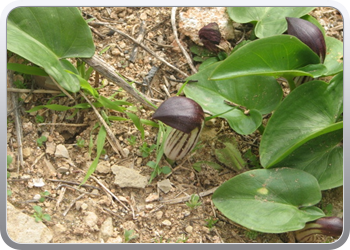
[182,7,343,237]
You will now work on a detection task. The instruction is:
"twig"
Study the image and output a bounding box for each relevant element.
[48,179,101,190]
[79,90,126,158]
[30,152,45,171]
[7,88,62,94]
[171,7,197,74]
[62,193,86,216]
[37,123,88,127]
[160,186,218,204]
[48,75,74,101]
[82,55,156,111]
[55,186,67,210]
[90,175,129,211]
[89,21,189,78]
[7,70,24,169]
[129,21,146,63]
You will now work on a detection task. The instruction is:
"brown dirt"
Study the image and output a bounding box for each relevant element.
[7,7,343,243]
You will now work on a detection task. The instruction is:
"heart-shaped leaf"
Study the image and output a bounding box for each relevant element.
[212,168,324,233]
[260,73,343,168]
[184,63,282,135]
[227,7,314,38]
[273,129,343,190]
[323,36,343,76]
[210,35,321,81]
[7,7,95,92]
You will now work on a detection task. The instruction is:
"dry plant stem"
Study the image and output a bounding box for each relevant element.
[55,186,67,210]
[171,7,197,74]
[48,179,101,190]
[160,186,218,204]
[38,123,88,127]
[129,21,146,63]
[88,21,189,78]
[79,90,126,158]
[7,70,24,169]
[7,88,62,94]
[30,152,45,171]
[82,55,156,111]
[48,75,74,101]
[90,175,129,211]
[62,193,86,216]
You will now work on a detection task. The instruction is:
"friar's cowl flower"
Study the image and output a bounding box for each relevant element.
[198,22,222,53]
[286,17,327,63]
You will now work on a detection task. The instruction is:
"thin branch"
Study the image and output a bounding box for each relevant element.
[37,123,88,127]
[79,90,126,158]
[62,193,86,216]
[171,7,197,74]
[160,186,218,204]
[82,55,157,111]
[48,75,74,101]
[129,21,146,63]
[90,176,129,211]
[89,21,189,78]
[7,70,24,169]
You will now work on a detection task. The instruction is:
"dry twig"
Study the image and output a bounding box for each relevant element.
[160,186,218,204]
[171,7,197,74]
[79,90,126,158]
[7,88,61,94]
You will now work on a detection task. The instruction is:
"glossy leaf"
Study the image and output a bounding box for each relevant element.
[227,7,314,38]
[273,129,343,190]
[7,7,95,92]
[210,35,321,81]
[260,74,343,168]
[323,36,343,76]
[184,63,282,135]
[212,168,324,233]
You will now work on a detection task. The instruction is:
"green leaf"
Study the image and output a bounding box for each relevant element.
[7,7,95,92]
[185,62,282,135]
[81,126,106,185]
[212,168,324,233]
[126,112,145,141]
[210,35,321,81]
[227,7,314,38]
[273,130,343,190]
[323,36,343,76]
[7,63,48,76]
[33,205,42,214]
[215,137,246,171]
[260,75,343,168]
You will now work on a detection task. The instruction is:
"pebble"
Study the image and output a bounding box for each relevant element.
[22,147,32,159]
[84,211,98,228]
[145,193,159,203]
[100,217,114,241]
[157,179,172,194]
[55,144,70,159]
[185,225,193,234]
[155,211,163,220]
[45,142,56,155]
[162,219,172,226]
[96,161,111,174]
[111,165,148,189]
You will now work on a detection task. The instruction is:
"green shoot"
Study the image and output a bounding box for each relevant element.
[124,229,138,243]
[205,217,219,231]
[32,205,51,223]
[186,194,202,210]
[36,136,47,147]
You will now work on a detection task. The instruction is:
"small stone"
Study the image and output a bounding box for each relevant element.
[162,219,172,226]
[140,12,148,20]
[84,211,98,228]
[33,194,41,200]
[145,193,159,203]
[52,223,66,235]
[145,204,153,210]
[155,211,163,220]
[185,225,193,234]
[81,203,88,210]
[22,147,32,159]
[96,161,111,174]
[100,217,113,241]
[75,201,84,210]
[55,144,70,159]
[157,179,172,194]
[45,142,56,155]
[111,165,148,189]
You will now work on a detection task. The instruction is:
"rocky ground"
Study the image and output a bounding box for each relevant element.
[6,7,343,244]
